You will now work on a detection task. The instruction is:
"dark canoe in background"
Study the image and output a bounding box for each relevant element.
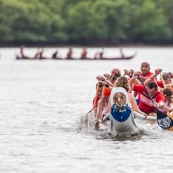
[16,53,136,60]
[68,53,136,60]
[16,55,47,60]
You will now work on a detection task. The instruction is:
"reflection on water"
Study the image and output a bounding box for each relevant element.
[0,47,173,173]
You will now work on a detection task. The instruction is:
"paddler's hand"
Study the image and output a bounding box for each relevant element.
[124,69,131,76]
[103,73,110,79]
[155,68,162,76]
[96,75,105,81]
[154,102,159,108]
[142,112,148,119]
[130,69,134,76]
[168,72,173,78]
[132,71,140,79]
[111,68,120,75]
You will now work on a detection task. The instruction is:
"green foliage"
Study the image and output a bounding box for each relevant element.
[0,0,67,43]
[0,0,172,45]
[126,0,172,42]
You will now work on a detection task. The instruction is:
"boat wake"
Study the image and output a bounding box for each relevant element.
[75,110,149,141]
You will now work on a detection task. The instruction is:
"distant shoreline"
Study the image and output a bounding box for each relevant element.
[1,44,173,48]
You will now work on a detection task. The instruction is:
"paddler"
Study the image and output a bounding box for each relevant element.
[129,71,165,116]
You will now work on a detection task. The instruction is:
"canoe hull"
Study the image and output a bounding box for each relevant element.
[16,54,136,60]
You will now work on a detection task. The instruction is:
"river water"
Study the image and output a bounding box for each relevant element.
[0,47,173,173]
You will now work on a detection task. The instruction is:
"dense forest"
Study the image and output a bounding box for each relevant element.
[0,0,173,46]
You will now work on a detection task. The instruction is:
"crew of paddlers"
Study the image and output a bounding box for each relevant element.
[16,46,129,60]
[83,62,173,130]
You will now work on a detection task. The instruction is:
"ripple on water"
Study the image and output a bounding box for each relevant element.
[1,49,173,173]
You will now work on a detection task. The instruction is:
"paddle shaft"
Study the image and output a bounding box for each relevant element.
[137,75,155,104]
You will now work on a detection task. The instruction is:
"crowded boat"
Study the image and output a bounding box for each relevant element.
[15,46,136,60]
[80,62,173,136]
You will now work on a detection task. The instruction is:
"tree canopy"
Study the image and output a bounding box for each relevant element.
[0,0,173,46]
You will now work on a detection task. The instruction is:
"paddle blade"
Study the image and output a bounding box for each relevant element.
[157,109,173,130]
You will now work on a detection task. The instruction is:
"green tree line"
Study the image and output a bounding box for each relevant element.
[0,0,173,46]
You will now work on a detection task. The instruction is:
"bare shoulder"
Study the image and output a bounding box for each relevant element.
[127,92,133,98]
[127,93,135,101]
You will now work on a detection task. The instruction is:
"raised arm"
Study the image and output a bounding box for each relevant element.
[96,75,114,87]
[129,71,141,90]
[144,68,162,87]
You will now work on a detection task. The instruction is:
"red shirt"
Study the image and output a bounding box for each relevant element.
[133,84,164,114]
[157,81,164,88]
[138,72,153,100]
[140,72,153,78]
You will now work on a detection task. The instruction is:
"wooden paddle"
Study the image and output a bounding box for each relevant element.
[137,74,173,130]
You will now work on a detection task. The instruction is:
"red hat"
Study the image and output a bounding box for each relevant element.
[104,88,111,96]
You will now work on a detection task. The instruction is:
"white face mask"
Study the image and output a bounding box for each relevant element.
[113,92,126,108]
